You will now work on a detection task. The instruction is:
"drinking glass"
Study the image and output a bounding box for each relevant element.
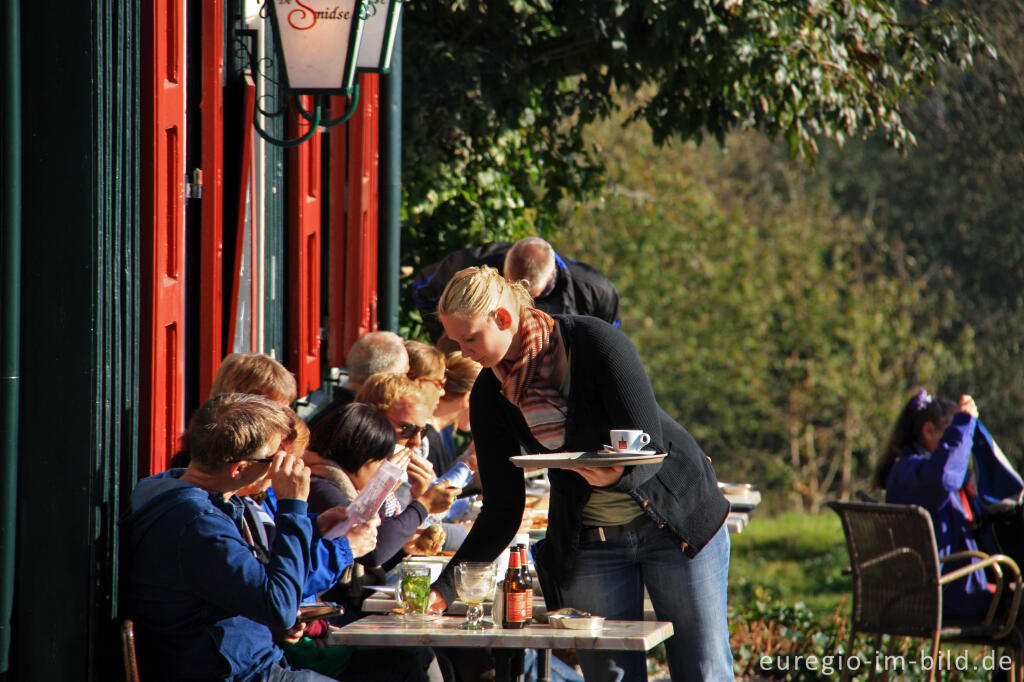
[398,564,432,621]
[455,562,496,629]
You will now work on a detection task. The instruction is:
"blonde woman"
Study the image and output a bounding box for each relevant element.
[430,266,733,682]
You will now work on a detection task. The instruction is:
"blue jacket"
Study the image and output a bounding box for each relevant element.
[122,470,312,681]
[257,488,354,601]
[885,413,990,618]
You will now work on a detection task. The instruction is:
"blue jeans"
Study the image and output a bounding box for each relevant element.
[555,522,734,682]
[261,658,336,682]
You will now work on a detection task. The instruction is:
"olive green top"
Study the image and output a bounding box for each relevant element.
[558,349,644,527]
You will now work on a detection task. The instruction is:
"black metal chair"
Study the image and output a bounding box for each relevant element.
[828,500,1024,682]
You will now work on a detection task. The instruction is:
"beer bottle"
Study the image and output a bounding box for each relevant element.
[517,544,533,622]
[502,548,528,628]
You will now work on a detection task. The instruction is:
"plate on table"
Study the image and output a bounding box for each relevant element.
[510,451,666,469]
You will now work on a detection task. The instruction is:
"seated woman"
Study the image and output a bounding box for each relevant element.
[305,402,454,610]
[424,351,483,529]
[430,351,482,488]
[405,340,459,476]
[873,389,993,620]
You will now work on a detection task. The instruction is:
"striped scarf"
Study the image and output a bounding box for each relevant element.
[492,308,567,450]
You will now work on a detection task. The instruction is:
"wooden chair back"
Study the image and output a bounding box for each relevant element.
[121,619,140,682]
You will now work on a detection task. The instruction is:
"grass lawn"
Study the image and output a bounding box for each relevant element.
[728,511,850,622]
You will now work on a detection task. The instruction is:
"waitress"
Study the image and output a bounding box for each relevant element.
[428,266,733,682]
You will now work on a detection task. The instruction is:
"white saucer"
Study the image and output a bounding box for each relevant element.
[602,445,657,455]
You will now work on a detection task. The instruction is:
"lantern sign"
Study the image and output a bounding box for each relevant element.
[356,0,404,73]
[267,0,367,95]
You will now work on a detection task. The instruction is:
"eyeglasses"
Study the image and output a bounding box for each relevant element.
[229,455,275,464]
[395,423,430,440]
[414,375,446,391]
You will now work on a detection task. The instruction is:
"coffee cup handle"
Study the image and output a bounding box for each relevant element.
[638,433,651,448]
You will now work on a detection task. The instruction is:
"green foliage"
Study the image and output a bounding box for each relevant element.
[814,0,1024,459]
[558,112,965,508]
[400,0,990,275]
[729,593,997,681]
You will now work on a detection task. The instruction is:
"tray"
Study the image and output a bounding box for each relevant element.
[510,451,666,469]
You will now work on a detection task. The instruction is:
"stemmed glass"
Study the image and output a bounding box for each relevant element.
[455,562,496,629]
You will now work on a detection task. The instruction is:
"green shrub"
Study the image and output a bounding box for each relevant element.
[730,591,998,681]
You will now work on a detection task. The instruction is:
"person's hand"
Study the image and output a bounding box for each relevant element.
[273,620,308,644]
[402,530,424,555]
[407,457,434,499]
[958,394,979,418]
[345,516,380,558]
[428,589,448,613]
[418,482,461,514]
[570,465,625,488]
[457,450,478,473]
[389,447,415,493]
[271,451,310,502]
[410,454,437,479]
[315,505,348,536]
[389,446,414,469]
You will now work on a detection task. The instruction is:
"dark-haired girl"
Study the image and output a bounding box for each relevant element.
[874,389,989,618]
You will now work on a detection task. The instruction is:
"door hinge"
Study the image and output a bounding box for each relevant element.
[185,168,203,199]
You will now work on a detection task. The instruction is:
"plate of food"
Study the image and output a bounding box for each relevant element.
[510,451,666,469]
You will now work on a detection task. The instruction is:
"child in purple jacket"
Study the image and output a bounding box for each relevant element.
[874,389,994,619]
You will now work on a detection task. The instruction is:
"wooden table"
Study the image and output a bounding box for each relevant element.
[328,614,673,682]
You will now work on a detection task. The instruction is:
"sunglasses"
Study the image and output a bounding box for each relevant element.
[232,445,286,464]
[230,455,275,464]
[396,423,430,440]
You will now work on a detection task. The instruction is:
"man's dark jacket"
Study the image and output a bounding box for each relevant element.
[411,242,620,339]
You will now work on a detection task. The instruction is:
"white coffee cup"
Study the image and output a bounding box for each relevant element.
[609,429,651,452]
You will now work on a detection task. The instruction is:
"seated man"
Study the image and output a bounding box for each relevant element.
[122,393,331,682]
[355,374,465,553]
[307,330,411,431]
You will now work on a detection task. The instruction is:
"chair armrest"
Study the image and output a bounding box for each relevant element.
[942,551,1006,589]
[939,552,1022,636]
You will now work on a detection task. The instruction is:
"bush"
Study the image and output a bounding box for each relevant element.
[730,590,998,681]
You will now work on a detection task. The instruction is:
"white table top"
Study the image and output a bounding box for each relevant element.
[327,614,673,651]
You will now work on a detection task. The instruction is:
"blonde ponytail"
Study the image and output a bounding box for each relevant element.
[437,266,533,320]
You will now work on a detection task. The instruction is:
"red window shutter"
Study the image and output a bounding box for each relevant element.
[142,0,187,474]
[288,97,323,397]
[327,74,380,366]
[198,0,225,401]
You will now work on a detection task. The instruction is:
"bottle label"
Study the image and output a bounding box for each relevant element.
[506,591,529,622]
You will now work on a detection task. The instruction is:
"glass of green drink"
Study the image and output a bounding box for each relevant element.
[398,564,433,621]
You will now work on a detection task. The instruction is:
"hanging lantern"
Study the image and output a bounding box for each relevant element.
[266,0,367,95]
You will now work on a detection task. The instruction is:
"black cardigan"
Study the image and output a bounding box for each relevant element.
[433,315,729,604]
